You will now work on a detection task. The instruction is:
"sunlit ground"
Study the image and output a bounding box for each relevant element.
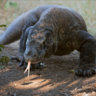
[0,0,96,96]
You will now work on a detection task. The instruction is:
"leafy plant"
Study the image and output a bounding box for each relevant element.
[68,69,75,73]
[5,1,18,8]
[0,24,7,27]
[0,44,10,69]
[0,24,10,69]
[0,56,10,64]
[0,45,4,51]
[0,48,10,69]
[0,45,10,69]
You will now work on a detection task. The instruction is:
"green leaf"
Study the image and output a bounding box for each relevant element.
[5,1,18,8]
[5,1,10,9]
[0,56,10,64]
[0,24,7,27]
[0,45,5,48]
[0,45,4,52]
[9,2,17,7]
[0,48,2,51]
[68,69,75,73]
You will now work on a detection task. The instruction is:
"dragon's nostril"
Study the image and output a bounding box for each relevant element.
[33,53,37,57]
[24,48,38,60]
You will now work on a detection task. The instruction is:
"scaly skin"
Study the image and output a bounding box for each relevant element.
[0,5,96,77]
[20,6,96,77]
[0,5,55,44]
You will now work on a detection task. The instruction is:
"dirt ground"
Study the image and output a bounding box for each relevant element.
[0,0,96,95]
[0,40,96,96]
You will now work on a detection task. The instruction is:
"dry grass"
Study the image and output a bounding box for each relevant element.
[0,0,96,36]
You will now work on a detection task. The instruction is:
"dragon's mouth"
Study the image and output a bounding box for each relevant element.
[24,59,46,77]
[24,60,40,77]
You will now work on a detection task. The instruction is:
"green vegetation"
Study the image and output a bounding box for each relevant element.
[0,44,4,51]
[0,44,10,69]
[5,1,18,8]
[0,24,10,69]
[0,45,10,69]
[0,24,7,27]
[0,0,95,36]
[0,56,10,64]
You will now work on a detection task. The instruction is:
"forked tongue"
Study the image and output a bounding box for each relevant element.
[24,60,31,77]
